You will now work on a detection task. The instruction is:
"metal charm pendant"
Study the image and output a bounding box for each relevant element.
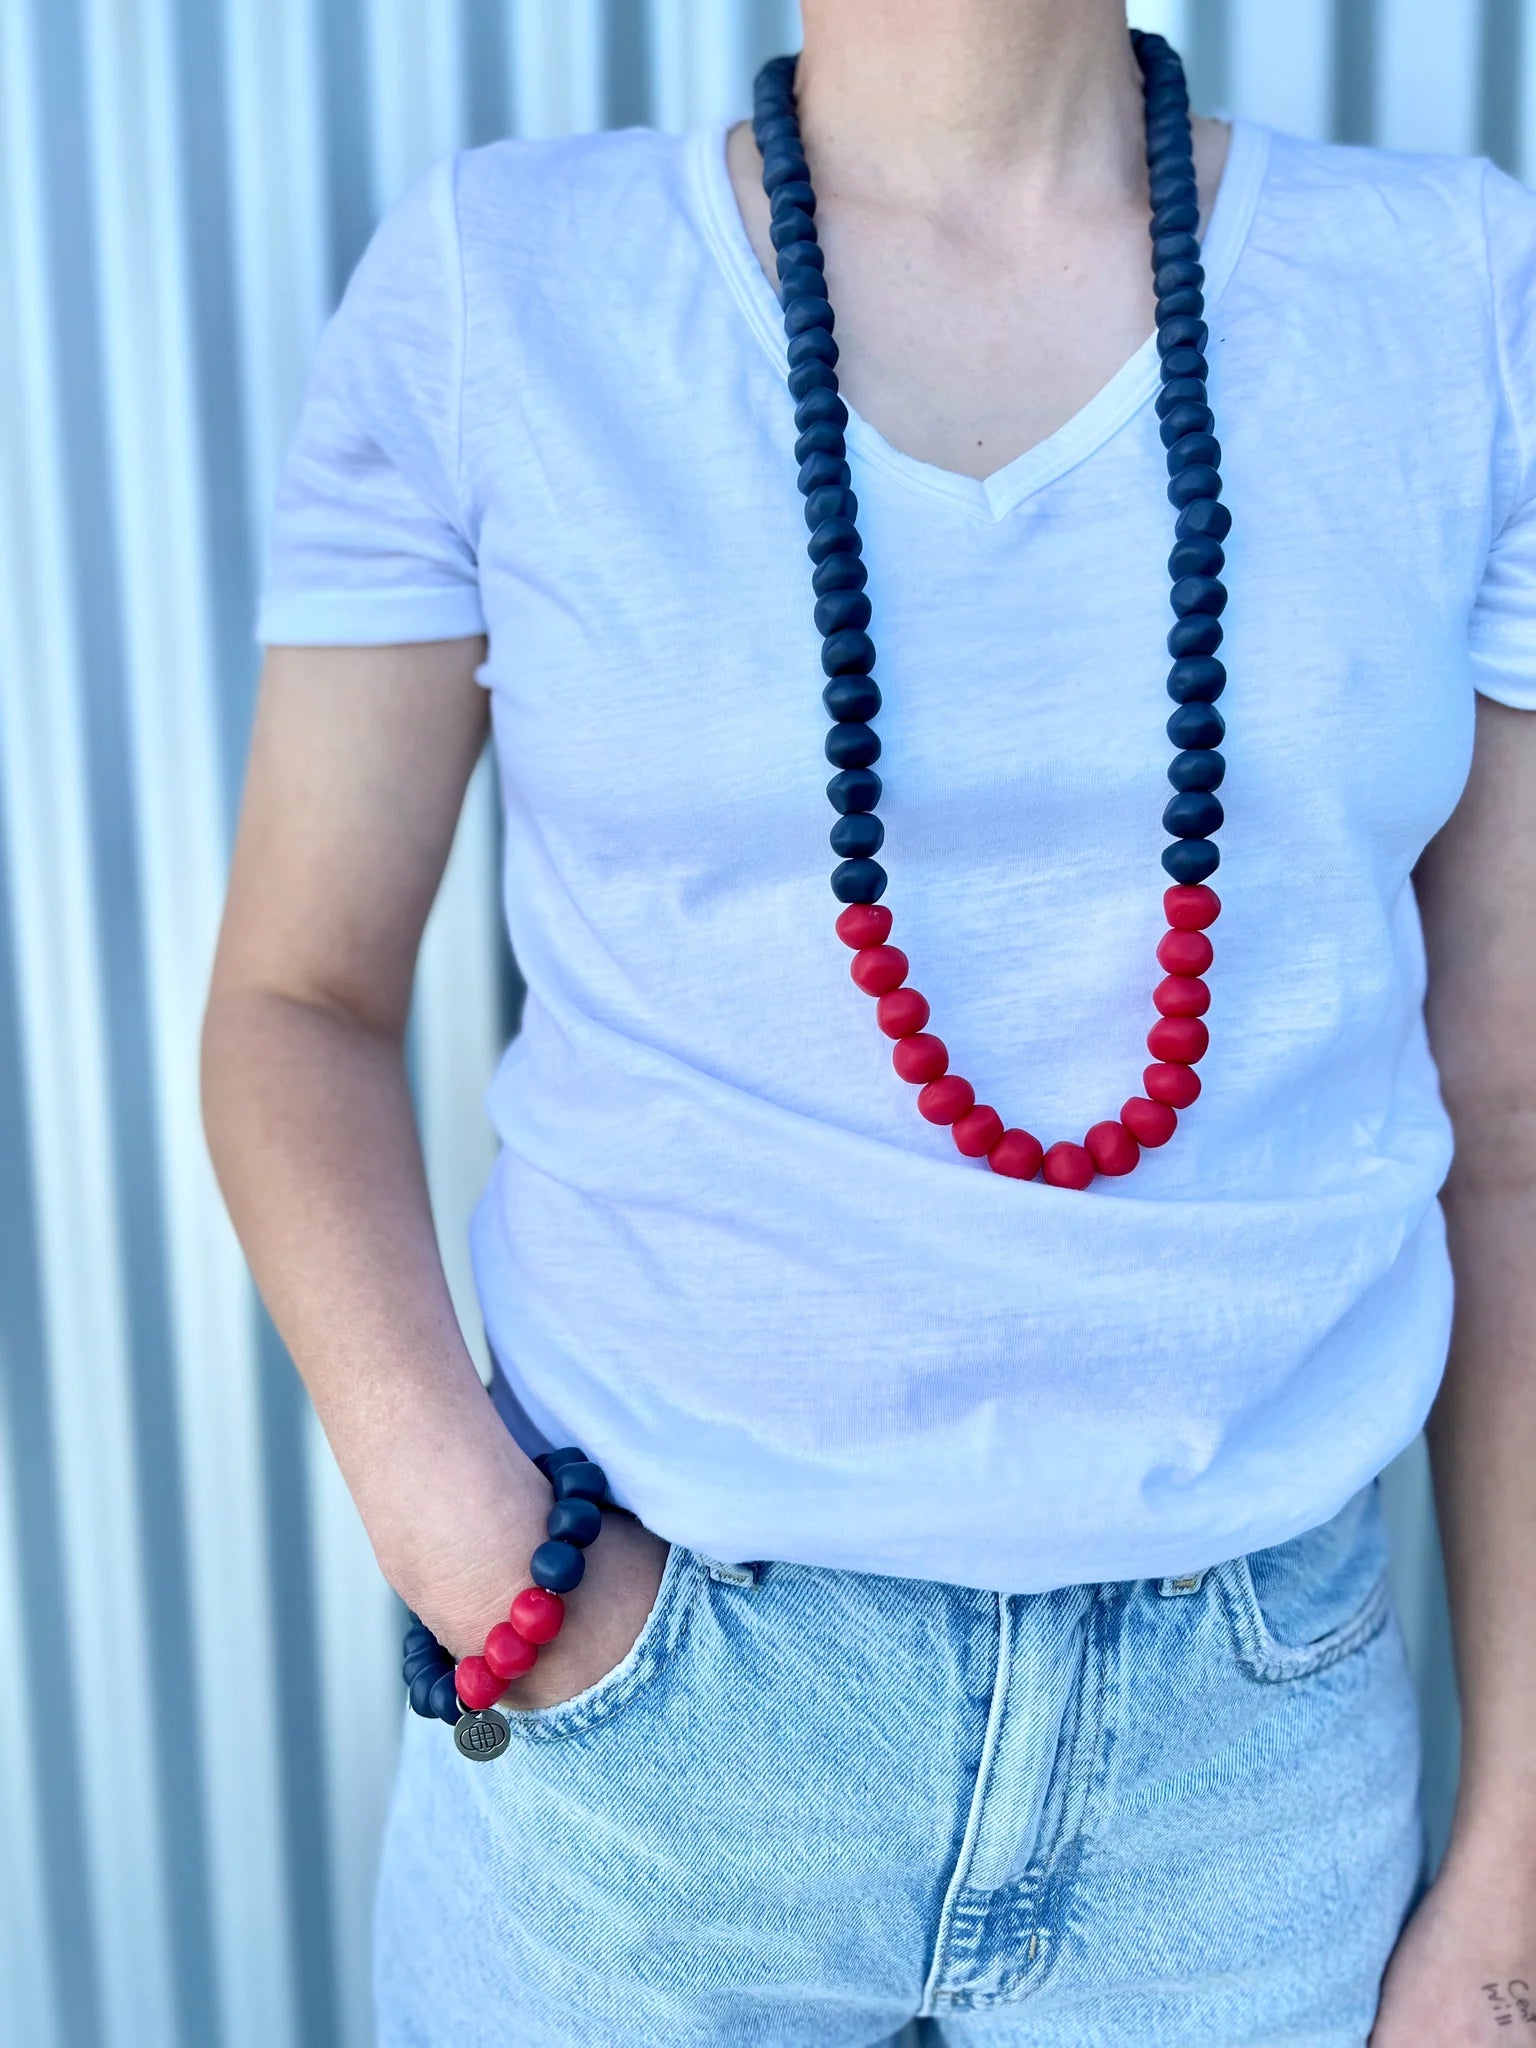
[453,1708,511,1761]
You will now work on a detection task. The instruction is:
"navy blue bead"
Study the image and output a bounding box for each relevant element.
[827,766,881,812]
[531,1539,586,1593]
[823,674,881,721]
[812,551,867,596]
[552,1458,608,1503]
[825,721,881,768]
[770,179,817,218]
[1159,401,1212,447]
[1150,172,1197,211]
[1162,837,1221,883]
[761,150,809,191]
[1167,464,1222,508]
[546,1496,602,1547]
[1156,287,1205,321]
[794,387,847,431]
[535,1445,587,1478]
[1168,536,1223,579]
[1166,431,1220,474]
[1175,497,1232,543]
[787,363,835,405]
[1164,789,1224,837]
[754,112,799,147]
[777,239,824,276]
[795,421,845,463]
[785,298,834,340]
[1168,700,1225,748]
[1170,573,1226,616]
[803,486,857,531]
[1154,260,1204,301]
[807,517,860,564]
[403,1645,447,1686]
[1152,230,1200,266]
[429,1668,463,1724]
[780,266,830,306]
[1150,199,1199,236]
[1167,615,1223,657]
[813,587,872,635]
[409,1665,443,1717]
[830,812,883,858]
[831,857,887,903]
[1168,747,1225,791]
[798,452,850,496]
[787,327,837,368]
[1155,375,1207,418]
[1160,346,1209,382]
[402,1621,436,1656]
[1166,655,1226,701]
[821,627,877,676]
[770,207,816,251]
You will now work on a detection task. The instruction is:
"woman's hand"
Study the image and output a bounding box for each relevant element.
[384,1441,672,1714]
[1370,1838,1536,2045]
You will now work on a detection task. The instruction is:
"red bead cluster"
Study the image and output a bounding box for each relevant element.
[837,882,1219,1189]
[452,1585,566,1712]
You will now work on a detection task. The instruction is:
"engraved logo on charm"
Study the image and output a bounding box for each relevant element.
[454,1708,511,1761]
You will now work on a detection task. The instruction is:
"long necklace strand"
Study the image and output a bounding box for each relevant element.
[751,32,1228,1190]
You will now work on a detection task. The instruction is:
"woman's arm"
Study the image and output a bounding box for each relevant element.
[201,642,666,1703]
[1373,694,1536,2045]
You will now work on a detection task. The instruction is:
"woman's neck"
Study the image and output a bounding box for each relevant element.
[793,0,1146,211]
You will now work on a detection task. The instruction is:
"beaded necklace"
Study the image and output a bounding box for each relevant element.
[751,31,1227,1191]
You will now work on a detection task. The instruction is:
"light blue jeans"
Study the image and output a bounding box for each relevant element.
[374,1476,1425,2045]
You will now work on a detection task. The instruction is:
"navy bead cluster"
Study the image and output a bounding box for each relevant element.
[399,1444,609,1724]
[528,1447,610,1594]
[751,28,1227,902]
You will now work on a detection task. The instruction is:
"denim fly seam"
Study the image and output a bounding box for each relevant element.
[918,1581,1121,2014]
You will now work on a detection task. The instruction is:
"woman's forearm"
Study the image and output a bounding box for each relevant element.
[1428,1139,1536,1878]
[200,983,547,1604]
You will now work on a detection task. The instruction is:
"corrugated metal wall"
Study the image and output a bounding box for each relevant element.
[0,3,1521,2043]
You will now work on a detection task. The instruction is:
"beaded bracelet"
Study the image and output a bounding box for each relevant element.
[400,1444,611,1761]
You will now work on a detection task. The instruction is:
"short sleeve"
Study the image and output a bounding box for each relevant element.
[255,154,486,646]
[1469,162,1536,709]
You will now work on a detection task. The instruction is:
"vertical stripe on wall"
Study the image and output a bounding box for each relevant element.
[0,3,1516,2042]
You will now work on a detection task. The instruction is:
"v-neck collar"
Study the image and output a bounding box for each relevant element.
[689,111,1270,524]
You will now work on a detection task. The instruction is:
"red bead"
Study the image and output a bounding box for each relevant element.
[483,1621,538,1681]
[1085,1120,1140,1177]
[510,1586,565,1644]
[836,903,892,949]
[1121,1096,1178,1147]
[1157,927,1213,975]
[876,986,930,1038]
[1164,884,1220,931]
[1147,1015,1209,1064]
[917,1075,975,1125]
[850,945,908,996]
[893,1033,948,1083]
[1153,974,1210,1018]
[1041,1141,1095,1190]
[988,1128,1044,1179]
[1145,1060,1202,1108]
[952,1105,1004,1157]
[454,1655,506,1711]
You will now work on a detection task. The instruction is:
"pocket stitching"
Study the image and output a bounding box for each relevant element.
[1218,1555,1393,1683]
[499,1540,697,1743]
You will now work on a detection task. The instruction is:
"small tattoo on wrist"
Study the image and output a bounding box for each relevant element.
[1483,1981,1535,2027]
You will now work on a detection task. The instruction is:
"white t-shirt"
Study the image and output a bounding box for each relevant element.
[258,115,1536,1593]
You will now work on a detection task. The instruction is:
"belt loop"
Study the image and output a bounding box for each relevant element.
[1157,1568,1208,1597]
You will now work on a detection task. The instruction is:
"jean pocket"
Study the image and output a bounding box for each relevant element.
[497,1538,700,1743]
[1218,1478,1394,1683]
